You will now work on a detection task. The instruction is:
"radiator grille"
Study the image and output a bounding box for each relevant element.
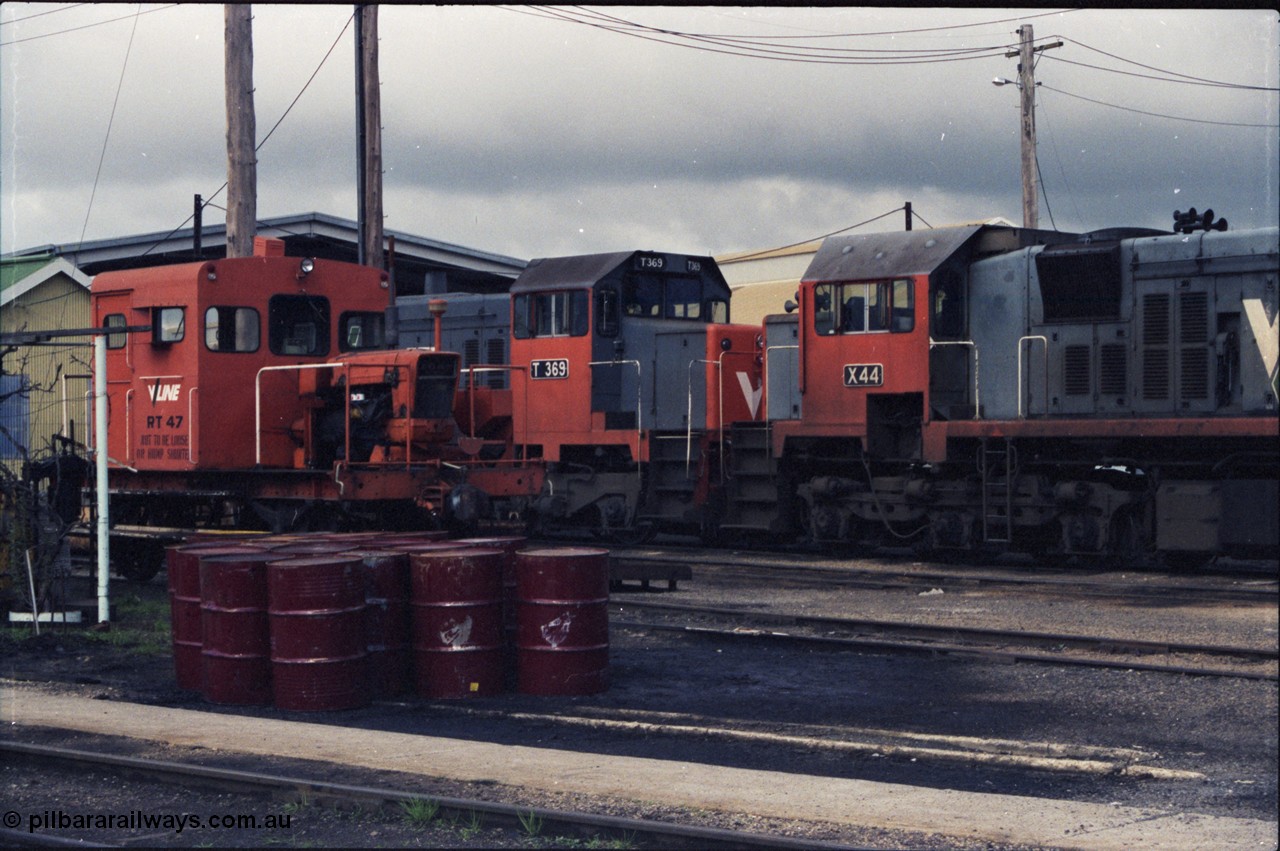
[1181,348,1209,400]
[1143,293,1170,346]
[1179,291,1209,344]
[1064,345,1091,396]
[1142,293,1171,400]
[1099,344,1128,396]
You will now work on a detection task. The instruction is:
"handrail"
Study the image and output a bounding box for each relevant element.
[124,389,133,465]
[187,386,198,465]
[928,339,981,419]
[1017,335,1048,418]
[686,359,716,477]
[589,359,642,487]
[459,365,531,459]
[255,363,346,465]
[683,350,759,480]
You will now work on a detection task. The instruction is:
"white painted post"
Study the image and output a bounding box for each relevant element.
[94,334,110,624]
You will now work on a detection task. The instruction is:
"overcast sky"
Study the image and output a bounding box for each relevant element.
[2,5,1277,262]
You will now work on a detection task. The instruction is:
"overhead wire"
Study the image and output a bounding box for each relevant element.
[0,3,88,27]
[73,4,143,267]
[137,10,356,257]
[727,207,909,262]
[513,6,1021,65]
[0,3,177,46]
[1047,36,1279,91]
[1040,84,1278,128]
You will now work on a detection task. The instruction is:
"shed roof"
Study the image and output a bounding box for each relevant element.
[1,255,91,307]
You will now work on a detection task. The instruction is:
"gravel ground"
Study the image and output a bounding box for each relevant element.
[1,562,1276,849]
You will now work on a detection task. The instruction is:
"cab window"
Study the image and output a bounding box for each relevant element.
[665,277,702,319]
[153,307,185,345]
[104,314,127,349]
[269,295,330,356]
[814,280,913,335]
[340,311,385,352]
[205,306,260,352]
[597,289,620,337]
[512,291,588,339]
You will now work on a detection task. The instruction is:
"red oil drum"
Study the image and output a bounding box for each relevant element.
[409,549,505,698]
[515,548,610,695]
[375,531,452,547]
[350,549,411,698]
[167,543,266,691]
[382,540,462,555]
[318,532,383,550]
[199,552,283,705]
[265,542,346,556]
[268,556,368,711]
[453,536,528,684]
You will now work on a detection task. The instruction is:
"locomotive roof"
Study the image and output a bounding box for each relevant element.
[804,225,1029,282]
[511,250,727,293]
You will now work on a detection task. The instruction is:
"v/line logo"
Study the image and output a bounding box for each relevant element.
[147,382,181,403]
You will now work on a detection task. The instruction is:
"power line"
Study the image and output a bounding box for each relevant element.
[550,6,1081,41]
[1043,52,1279,92]
[0,4,176,46]
[1048,36,1279,92]
[1041,84,1279,128]
[0,3,88,27]
[74,4,143,267]
[138,10,356,258]
[513,6,1020,65]
[727,207,909,262]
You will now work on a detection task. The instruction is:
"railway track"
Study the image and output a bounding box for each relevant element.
[613,598,1279,681]
[0,741,864,851]
[609,545,1279,607]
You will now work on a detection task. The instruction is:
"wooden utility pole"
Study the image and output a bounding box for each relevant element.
[225,4,257,258]
[1004,25,1061,230]
[356,4,384,269]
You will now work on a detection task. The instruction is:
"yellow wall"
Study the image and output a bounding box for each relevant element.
[1,274,92,468]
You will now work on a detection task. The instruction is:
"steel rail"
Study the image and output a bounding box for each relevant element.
[613,600,1278,681]
[610,548,1279,606]
[0,741,869,851]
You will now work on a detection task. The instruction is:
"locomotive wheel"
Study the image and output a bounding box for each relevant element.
[1106,510,1150,570]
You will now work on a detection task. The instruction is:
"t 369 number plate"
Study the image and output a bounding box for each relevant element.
[530,358,569,380]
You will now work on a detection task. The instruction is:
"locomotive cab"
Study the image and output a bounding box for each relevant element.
[507,250,760,538]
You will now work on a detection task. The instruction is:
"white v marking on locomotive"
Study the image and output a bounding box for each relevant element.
[736,371,762,419]
[1243,298,1279,378]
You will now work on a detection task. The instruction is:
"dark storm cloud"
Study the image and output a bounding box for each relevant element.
[3,5,1276,257]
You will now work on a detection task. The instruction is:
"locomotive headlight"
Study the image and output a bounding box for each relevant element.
[297,258,315,279]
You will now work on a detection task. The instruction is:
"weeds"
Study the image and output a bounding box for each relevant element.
[459,810,484,839]
[517,809,544,837]
[398,797,440,827]
[281,792,311,815]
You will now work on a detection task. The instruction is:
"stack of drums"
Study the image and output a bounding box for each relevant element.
[199,551,283,705]
[515,548,611,695]
[167,542,267,691]
[453,536,528,686]
[350,549,412,698]
[268,556,369,711]
[170,531,614,706]
[409,549,505,698]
